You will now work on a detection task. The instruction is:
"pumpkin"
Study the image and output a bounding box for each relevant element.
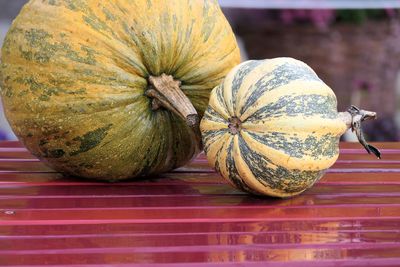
[0,0,240,180]
[200,57,380,198]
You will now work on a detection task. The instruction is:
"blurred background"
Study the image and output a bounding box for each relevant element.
[1,0,400,141]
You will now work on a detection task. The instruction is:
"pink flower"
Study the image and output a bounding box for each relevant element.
[280,10,294,24]
[385,9,396,18]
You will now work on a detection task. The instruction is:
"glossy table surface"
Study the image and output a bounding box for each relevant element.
[0,141,400,266]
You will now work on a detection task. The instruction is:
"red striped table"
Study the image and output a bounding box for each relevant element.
[0,141,399,266]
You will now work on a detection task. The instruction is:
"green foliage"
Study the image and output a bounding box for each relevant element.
[336,9,390,24]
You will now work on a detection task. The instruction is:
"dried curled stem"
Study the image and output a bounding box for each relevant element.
[339,105,381,159]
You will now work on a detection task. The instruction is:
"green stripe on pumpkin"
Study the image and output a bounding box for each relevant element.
[230,60,262,111]
[245,94,338,122]
[202,106,227,123]
[238,135,324,194]
[245,130,339,160]
[202,129,227,153]
[224,138,256,193]
[240,61,321,114]
[70,124,113,156]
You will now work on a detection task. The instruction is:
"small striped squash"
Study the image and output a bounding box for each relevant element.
[0,0,240,180]
[200,57,377,198]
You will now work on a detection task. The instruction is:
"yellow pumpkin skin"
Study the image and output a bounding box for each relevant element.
[0,0,240,180]
[200,58,348,198]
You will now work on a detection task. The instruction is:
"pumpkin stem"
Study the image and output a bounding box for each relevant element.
[145,74,199,127]
[338,105,381,159]
[145,74,202,147]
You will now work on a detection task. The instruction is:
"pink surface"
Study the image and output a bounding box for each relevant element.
[0,141,400,266]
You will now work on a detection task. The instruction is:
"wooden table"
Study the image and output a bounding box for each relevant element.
[0,141,399,266]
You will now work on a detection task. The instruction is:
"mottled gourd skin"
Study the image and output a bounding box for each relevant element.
[0,0,240,180]
[200,58,348,198]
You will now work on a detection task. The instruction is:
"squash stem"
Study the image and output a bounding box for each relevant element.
[338,105,381,159]
[145,73,202,147]
[146,74,199,127]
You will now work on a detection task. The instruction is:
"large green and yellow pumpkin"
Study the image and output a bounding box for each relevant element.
[0,0,240,180]
[200,57,379,198]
